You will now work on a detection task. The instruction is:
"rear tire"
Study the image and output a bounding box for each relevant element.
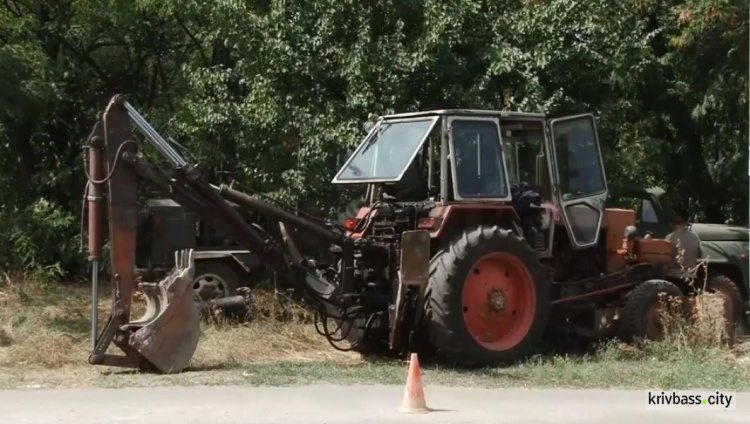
[618,279,686,343]
[425,225,548,366]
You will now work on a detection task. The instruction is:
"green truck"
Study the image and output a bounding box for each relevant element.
[609,185,750,334]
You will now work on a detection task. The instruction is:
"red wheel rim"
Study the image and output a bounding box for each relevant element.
[461,252,536,350]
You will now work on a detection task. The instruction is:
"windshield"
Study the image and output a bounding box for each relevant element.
[334,118,437,183]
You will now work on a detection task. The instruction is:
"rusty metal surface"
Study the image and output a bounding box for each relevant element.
[103,97,139,323]
[85,123,106,351]
[389,230,431,349]
[220,185,345,246]
[198,291,253,322]
[87,98,205,373]
[129,249,201,374]
[87,98,145,368]
[86,122,105,260]
[398,231,431,287]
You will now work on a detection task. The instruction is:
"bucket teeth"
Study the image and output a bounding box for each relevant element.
[129,249,201,373]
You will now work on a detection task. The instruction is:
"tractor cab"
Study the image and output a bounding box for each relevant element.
[333,112,516,204]
[333,110,610,261]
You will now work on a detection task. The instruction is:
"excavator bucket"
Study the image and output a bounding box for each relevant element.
[127,249,201,374]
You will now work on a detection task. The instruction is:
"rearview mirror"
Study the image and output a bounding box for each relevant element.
[363,113,379,133]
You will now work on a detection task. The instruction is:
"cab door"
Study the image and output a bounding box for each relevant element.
[546,114,608,248]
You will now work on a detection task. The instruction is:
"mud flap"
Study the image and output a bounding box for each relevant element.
[128,249,201,373]
[389,230,431,351]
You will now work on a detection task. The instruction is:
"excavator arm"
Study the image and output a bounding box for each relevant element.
[85,95,372,373]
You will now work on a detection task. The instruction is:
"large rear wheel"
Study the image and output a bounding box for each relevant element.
[425,225,548,366]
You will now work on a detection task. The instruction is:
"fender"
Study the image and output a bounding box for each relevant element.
[701,241,749,297]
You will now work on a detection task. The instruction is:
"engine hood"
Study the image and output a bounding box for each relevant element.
[690,223,749,242]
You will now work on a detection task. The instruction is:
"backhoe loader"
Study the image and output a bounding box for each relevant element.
[85,95,685,373]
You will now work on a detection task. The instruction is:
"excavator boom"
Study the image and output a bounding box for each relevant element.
[85,95,368,373]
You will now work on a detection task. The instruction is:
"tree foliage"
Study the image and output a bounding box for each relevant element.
[0,0,746,280]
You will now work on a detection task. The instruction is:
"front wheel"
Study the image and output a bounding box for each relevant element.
[425,225,548,366]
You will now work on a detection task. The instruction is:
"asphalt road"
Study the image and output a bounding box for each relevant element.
[1,385,748,424]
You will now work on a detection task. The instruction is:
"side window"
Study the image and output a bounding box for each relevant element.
[450,119,509,199]
[549,114,607,248]
[551,117,606,200]
[501,120,550,200]
[640,199,659,223]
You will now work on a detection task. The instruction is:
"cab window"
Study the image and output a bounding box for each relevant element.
[450,119,509,199]
[551,117,606,200]
[640,199,659,223]
[500,119,551,200]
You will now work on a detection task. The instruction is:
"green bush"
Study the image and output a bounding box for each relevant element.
[0,199,83,285]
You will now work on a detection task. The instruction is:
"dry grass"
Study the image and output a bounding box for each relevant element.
[659,251,749,352]
[0,273,89,368]
[0,274,363,371]
[191,290,361,368]
[656,290,738,353]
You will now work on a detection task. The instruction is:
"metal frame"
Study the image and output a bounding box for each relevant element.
[382,109,545,120]
[546,113,609,249]
[446,115,513,203]
[440,116,449,202]
[497,116,550,188]
[332,116,439,185]
[498,116,558,257]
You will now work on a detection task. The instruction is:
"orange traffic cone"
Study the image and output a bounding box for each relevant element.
[399,353,429,413]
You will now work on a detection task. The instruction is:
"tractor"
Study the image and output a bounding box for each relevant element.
[83,96,683,373]
[328,109,683,361]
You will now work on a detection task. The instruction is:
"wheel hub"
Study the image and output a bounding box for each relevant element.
[193,273,228,301]
[488,289,506,313]
[461,252,536,351]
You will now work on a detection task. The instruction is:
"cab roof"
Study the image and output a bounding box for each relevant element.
[381,109,546,120]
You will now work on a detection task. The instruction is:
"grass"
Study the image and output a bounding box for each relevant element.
[1,270,749,391]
